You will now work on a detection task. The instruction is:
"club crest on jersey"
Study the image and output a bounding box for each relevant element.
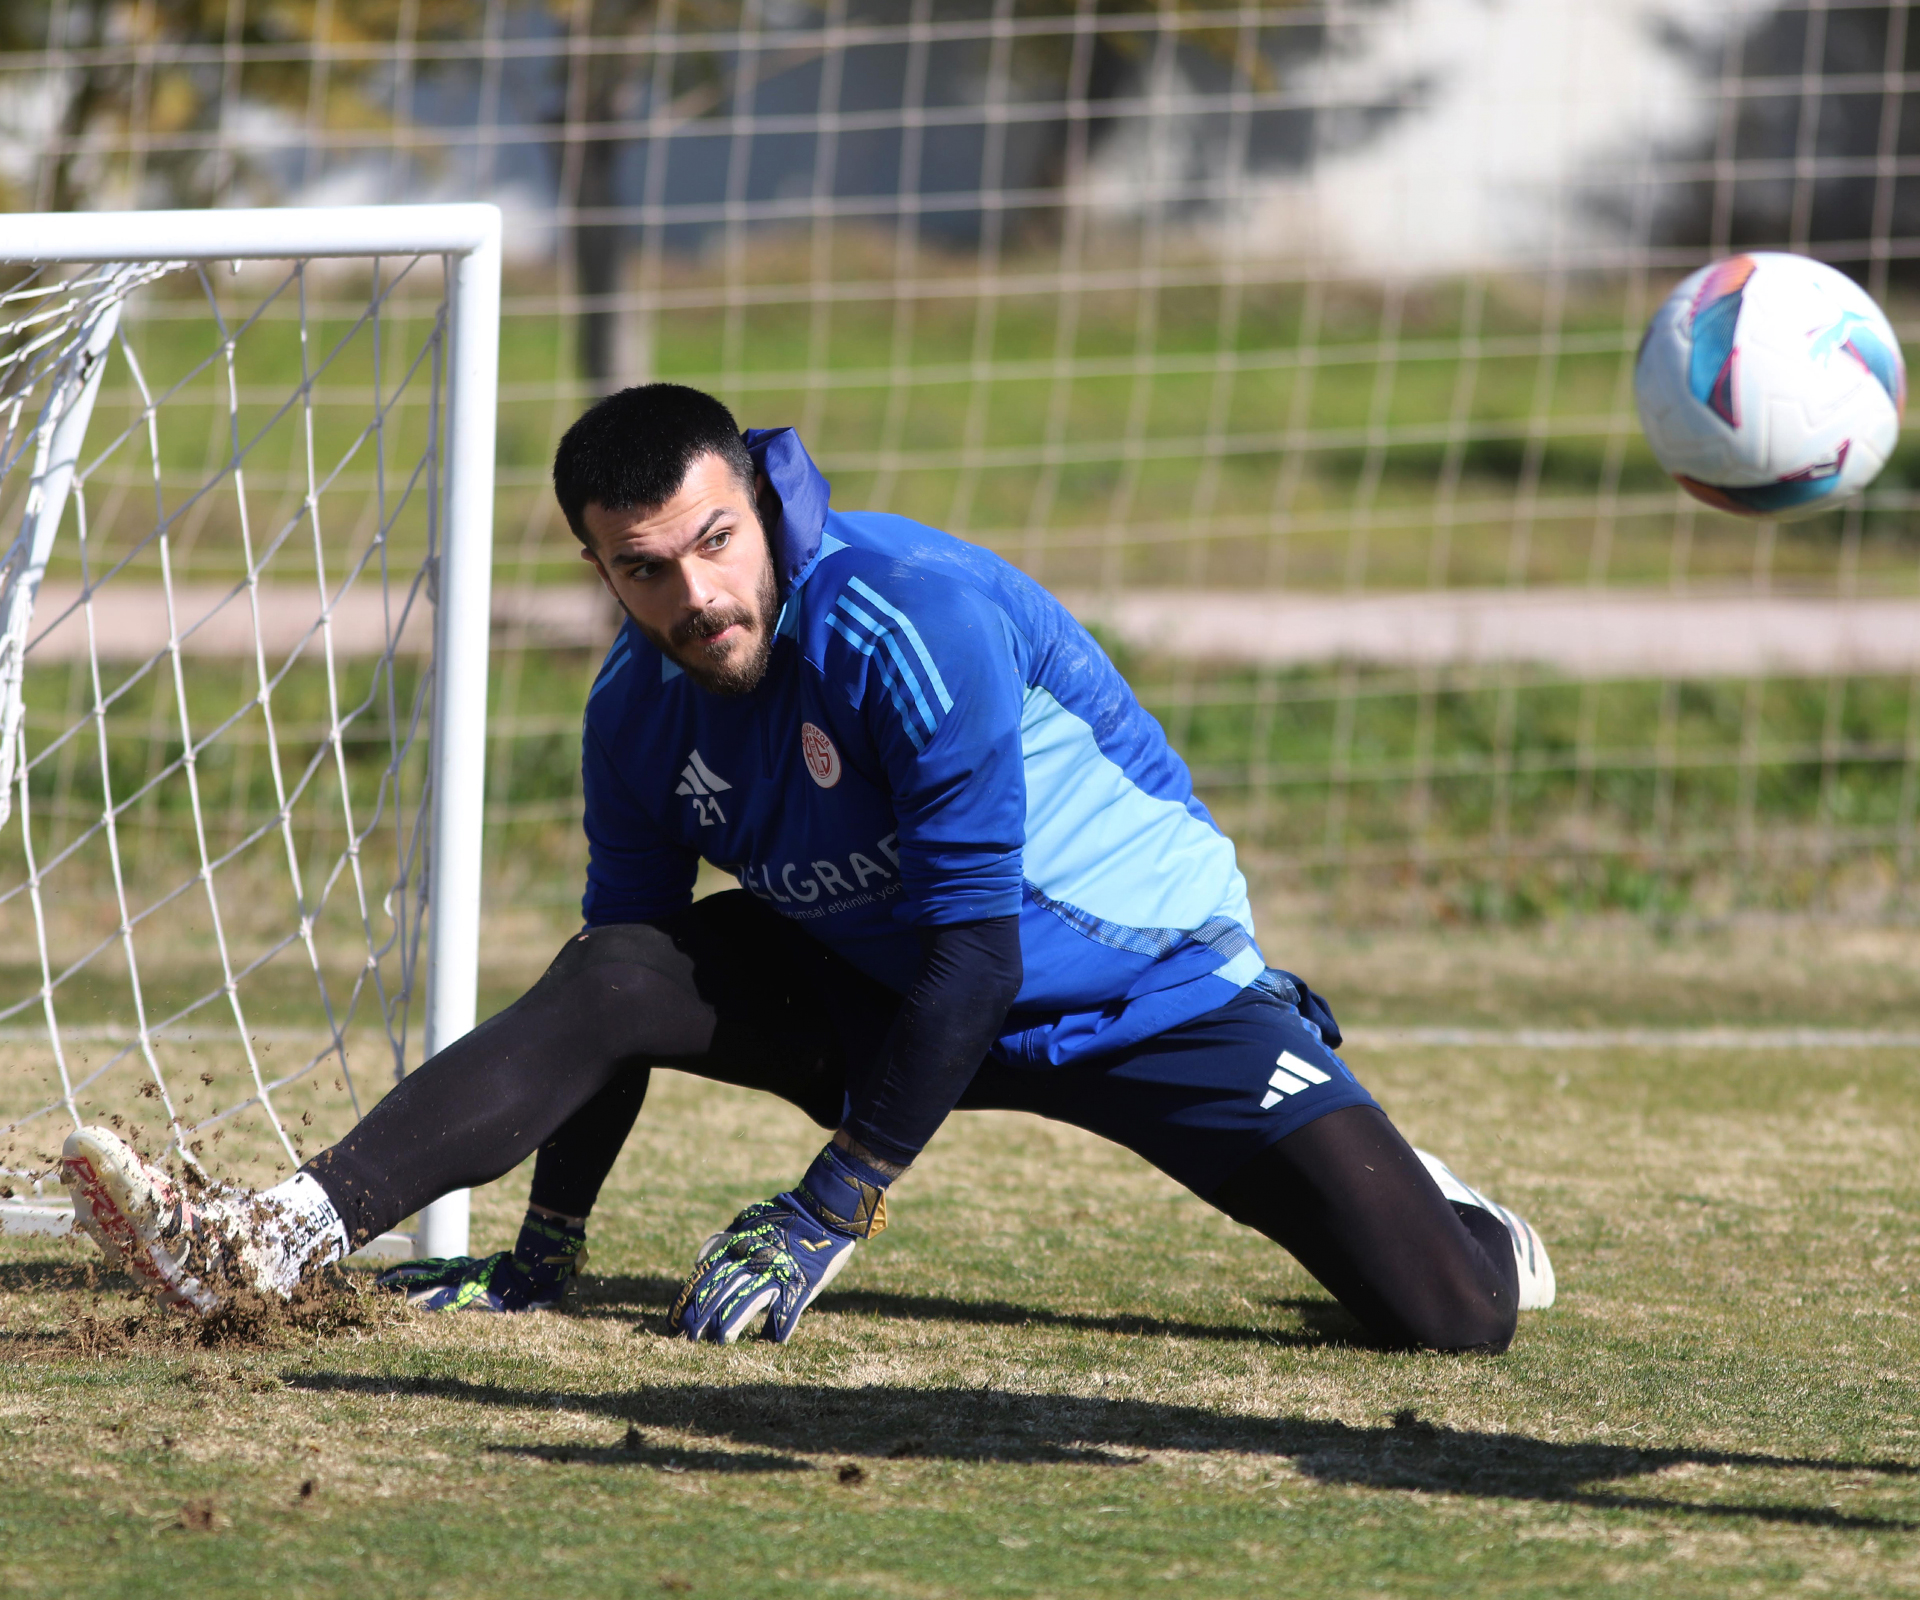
[675,749,731,826]
[800,722,842,788]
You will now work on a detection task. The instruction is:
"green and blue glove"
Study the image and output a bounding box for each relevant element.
[669,1143,891,1344]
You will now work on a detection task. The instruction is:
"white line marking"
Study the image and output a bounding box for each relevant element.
[0,1026,369,1042]
[1358,1027,1920,1050]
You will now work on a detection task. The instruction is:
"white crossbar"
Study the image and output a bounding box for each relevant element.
[0,204,502,265]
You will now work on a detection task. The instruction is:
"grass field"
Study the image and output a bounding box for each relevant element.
[4,913,1918,1599]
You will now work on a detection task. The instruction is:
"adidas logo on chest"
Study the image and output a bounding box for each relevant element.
[675,749,732,826]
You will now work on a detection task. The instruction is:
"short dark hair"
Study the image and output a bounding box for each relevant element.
[552,383,756,545]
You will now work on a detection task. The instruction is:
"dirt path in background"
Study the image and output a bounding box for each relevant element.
[1062,588,1920,678]
[23,579,1920,677]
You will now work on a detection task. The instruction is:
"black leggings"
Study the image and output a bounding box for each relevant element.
[305,892,1519,1352]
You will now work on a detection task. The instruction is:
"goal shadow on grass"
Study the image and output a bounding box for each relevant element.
[572,1273,1356,1348]
[288,1370,1919,1530]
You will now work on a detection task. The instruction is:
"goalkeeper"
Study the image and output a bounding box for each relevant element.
[59,383,1553,1351]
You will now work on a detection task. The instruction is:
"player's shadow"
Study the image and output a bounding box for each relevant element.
[489,1438,809,1473]
[287,1370,1919,1529]
[575,1273,1356,1348]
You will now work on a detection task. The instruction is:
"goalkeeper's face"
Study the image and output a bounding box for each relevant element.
[581,453,781,696]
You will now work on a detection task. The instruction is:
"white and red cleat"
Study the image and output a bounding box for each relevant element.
[59,1126,280,1314]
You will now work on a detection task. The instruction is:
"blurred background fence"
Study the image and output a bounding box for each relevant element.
[5,0,1919,930]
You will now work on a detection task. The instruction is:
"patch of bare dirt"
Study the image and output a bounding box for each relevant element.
[58,1268,408,1357]
[177,1496,218,1532]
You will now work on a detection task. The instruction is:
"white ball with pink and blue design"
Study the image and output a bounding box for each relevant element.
[1634,251,1905,520]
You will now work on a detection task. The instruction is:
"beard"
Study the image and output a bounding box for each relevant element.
[634,554,780,696]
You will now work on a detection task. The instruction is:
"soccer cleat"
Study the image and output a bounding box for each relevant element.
[1413,1147,1556,1311]
[59,1126,283,1314]
[375,1214,588,1312]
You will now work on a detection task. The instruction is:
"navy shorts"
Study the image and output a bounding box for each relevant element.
[955,977,1378,1198]
[661,892,1378,1202]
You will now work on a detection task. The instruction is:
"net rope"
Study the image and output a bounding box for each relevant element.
[0,0,1915,943]
[0,255,447,1200]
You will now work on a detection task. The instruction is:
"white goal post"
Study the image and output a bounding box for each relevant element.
[0,205,501,1261]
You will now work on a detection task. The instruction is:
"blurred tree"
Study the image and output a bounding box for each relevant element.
[548,0,746,391]
[0,0,1292,383]
[0,0,472,212]
[0,0,740,384]
[551,0,1286,389]
[1009,0,1286,236]
[1656,2,1920,284]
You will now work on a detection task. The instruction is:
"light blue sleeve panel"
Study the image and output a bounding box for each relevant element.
[822,564,1027,925]
[1019,683,1259,957]
[580,715,700,926]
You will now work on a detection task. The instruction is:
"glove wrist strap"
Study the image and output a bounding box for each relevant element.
[512,1211,588,1287]
[792,1143,892,1239]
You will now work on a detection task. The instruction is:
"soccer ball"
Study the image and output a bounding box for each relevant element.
[1634,252,1906,519]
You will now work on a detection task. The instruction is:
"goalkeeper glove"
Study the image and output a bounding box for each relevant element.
[669,1142,891,1345]
[375,1212,587,1312]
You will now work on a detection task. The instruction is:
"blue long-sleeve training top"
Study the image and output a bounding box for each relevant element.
[580,426,1267,1071]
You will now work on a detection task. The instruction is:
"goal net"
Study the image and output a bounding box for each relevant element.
[4,3,1917,934]
[0,207,500,1257]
